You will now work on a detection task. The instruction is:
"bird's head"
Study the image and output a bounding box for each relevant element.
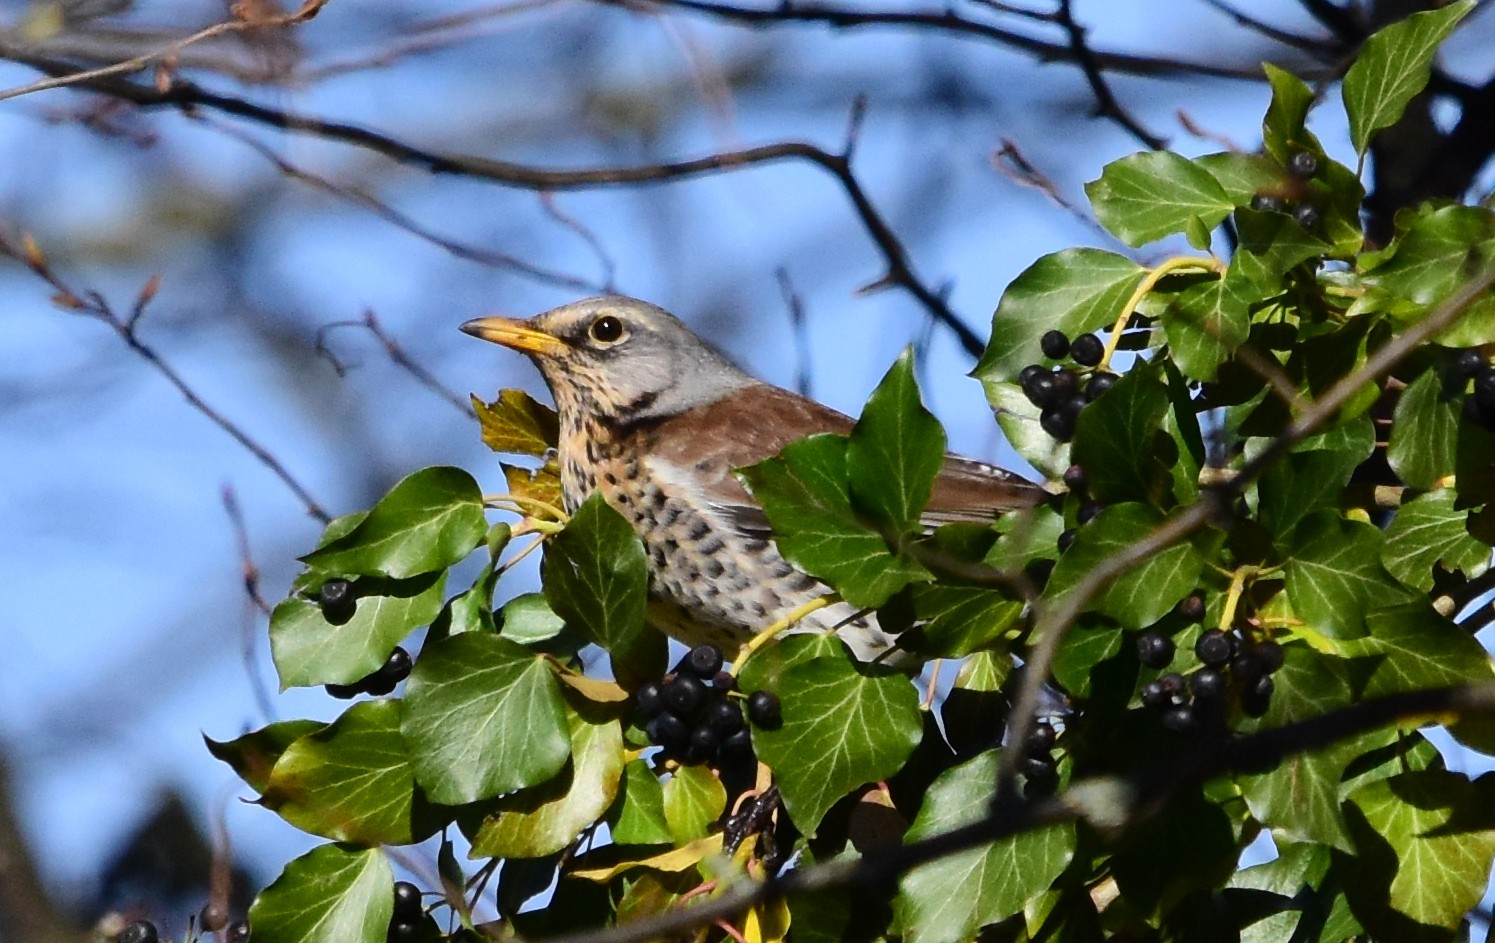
[462,296,754,428]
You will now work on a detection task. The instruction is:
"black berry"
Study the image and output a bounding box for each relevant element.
[1062,464,1087,493]
[1070,333,1104,367]
[1293,204,1320,229]
[119,922,159,943]
[647,711,689,748]
[707,699,744,734]
[1041,407,1077,442]
[393,881,422,919]
[1019,363,1045,387]
[1287,150,1318,178]
[325,681,361,699]
[1162,705,1197,733]
[1250,193,1286,213]
[1453,349,1486,379]
[1025,722,1057,755]
[1021,369,1058,409]
[200,902,229,932]
[1141,679,1171,708]
[318,578,354,616]
[687,725,719,762]
[747,691,782,729]
[684,644,724,679]
[1040,329,1070,359]
[1241,675,1275,717]
[1195,630,1232,668]
[1176,594,1206,623]
[1465,396,1493,428]
[1050,368,1080,400]
[664,675,707,717]
[1190,668,1226,702]
[1255,640,1285,675]
[362,647,412,696]
[1022,754,1057,782]
[1084,372,1117,401]
[1077,501,1102,525]
[1136,631,1175,669]
[1230,652,1265,685]
[388,919,418,943]
[720,727,754,757]
[635,682,664,718]
[227,923,251,943]
[1475,368,1495,412]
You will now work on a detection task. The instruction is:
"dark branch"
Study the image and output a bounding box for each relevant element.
[1053,0,1166,150]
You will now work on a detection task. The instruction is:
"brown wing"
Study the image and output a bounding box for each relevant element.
[647,383,1048,536]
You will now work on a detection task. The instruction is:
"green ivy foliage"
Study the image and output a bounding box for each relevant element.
[216,6,1495,941]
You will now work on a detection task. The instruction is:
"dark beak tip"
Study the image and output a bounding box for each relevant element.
[458,319,485,338]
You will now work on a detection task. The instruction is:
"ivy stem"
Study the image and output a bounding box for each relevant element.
[731,596,834,677]
[1218,565,1256,632]
[485,491,568,523]
[1100,255,1226,369]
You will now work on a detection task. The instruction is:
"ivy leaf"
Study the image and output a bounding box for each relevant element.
[1360,603,1494,700]
[894,751,1075,943]
[982,380,1070,479]
[1258,451,1362,551]
[206,720,326,795]
[247,845,393,943]
[302,467,488,579]
[499,592,568,645]
[263,699,439,846]
[662,763,728,843]
[1045,504,1205,630]
[847,348,946,533]
[738,435,930,609]
[1085,152,1234,247]
[1342,1,1476,156]
[939,650,1010,756]
[1070,364,1172,506]
[270,572,445,689]
[1261,63,1318,164]
[473,389,559,456]
[902,584,1022,659]
[401,632,571,804]
[1232,207,1335,286]
[442,523,511,637]
[1050,618,1123,701]
[1382,490,1489,592]
[1237,646,1357,850]
[1369,205,1495,347]
[504,460,564,513]
[1283,513,1410,639]
[972,249,1144,381]
[736,633,848,696]
[1162,270,1250,381]
[1196,151,1284,206]
[753,654,923,834]
[607,759,673,846]
[542,493,651,671]
[468,704,625,859]
[1343,769,1495,932]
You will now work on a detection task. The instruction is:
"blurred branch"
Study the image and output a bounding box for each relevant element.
[0,230,332,523]
[0,0,327,104]
[0,56,982,353]
[221,486,277,723]
[1194,0,1342,55]
[604,0,1280,80]
[536,679,1495,943]
[1053,0,1165,150]
[315,309,475,418]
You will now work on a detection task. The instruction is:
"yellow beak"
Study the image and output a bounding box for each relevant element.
[460,316,568,357]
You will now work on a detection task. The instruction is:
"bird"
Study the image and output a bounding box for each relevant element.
[461,296,1047,662]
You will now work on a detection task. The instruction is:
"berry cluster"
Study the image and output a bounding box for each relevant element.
[1055,463,1103,554]
[1018,332,1116,442]
[1137,624,1285,732]
[636,644,780,768]
[1249,150,1321,228]
[1454,350,1495,430]
[1019,721,1060,797]
[387,881,423,942]
[326,646,412,699]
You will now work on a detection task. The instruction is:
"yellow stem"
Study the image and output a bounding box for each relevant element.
[731,596,833,677]
[496,533,547,574]
[1101,255,1226,369]
[484,491,568,524]
[1218,565,1255,632]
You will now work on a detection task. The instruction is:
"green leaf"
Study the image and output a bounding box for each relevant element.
[972,249,1144,381]
[468,705,625,859]
[981,380,1070,479]
[1045,504,1205,629]
[1283,513,1410,639]
[608,759,673,846]
[206,720,326,794]
[847,348,946,533]
[1196,151,1285,207]
[738,435,929,609]
[1369,205,1495,346]
[442,524,510,637]
[1110,787,1238,913]
[894,751,1075,943]
[1237,646,1357,850]
[939,650,1010,755]
[662,763,727,843]
[302,467,488,579]
[736,632,848,696]
[1085,152,1234,247]
[1162,270,1250,381]
[1258,450,1361,550]
[401,632,570,804]
[903,584,1022,659]
[270,572,445,689]
[1261,63,1318,164]
[753,655,923,834]
[1343,769,1495,932]
[542,492,650,669]
[1070,364,1172,506]
[499,592,567,645]
[1342,1,1475,155]
[473,388,559,456]
[1382,490,1489,592]
[1232,207,1335,286]
[1360,602,1494,699]
[247,845,393,943]
[1050,618,1123,701]
[263,699,438,846]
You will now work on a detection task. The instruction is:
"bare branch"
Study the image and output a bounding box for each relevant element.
[1054,0,1166,150]
[222,485,278,723]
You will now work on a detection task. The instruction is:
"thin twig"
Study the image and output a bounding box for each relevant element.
[1054,0,1166,150]
[316,311,476,418]
[221,486,277,722]
[1193,0,1342,55]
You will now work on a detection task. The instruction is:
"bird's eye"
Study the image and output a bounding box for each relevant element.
[589,315,626,344]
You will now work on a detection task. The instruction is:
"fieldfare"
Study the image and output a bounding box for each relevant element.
[461,296,1046,661]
